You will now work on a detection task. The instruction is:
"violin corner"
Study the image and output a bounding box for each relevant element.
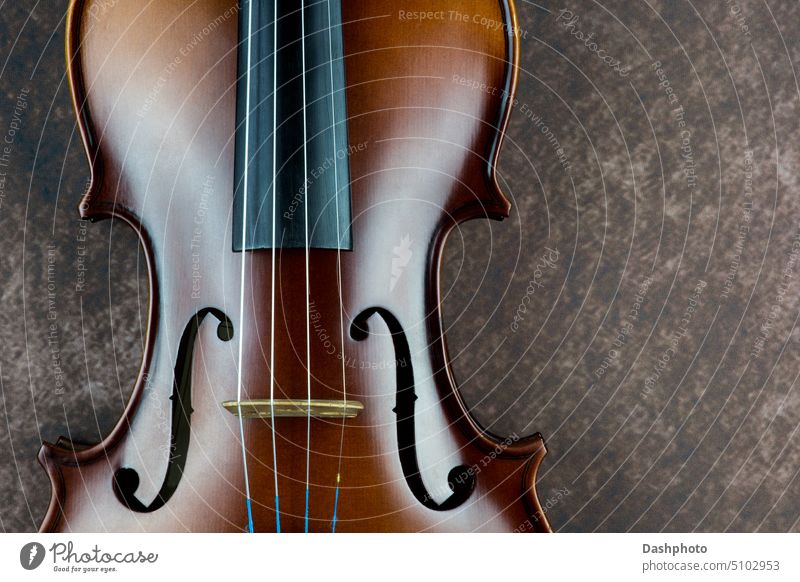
[37,441,68,533]
[521,435,555,533]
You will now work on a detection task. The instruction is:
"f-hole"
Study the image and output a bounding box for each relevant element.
[113,308,234,512]
[351,307,474,511]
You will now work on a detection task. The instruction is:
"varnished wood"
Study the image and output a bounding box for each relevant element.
[39,0,553,532]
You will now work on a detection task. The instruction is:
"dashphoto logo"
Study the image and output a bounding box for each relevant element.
[20,542,46,570]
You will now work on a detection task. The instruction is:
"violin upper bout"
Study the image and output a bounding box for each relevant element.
[435,0,519,225]
[476,0,520,224]
[66,2,93,219]
[66,0,240,225]
[66,0,121,222]
[341,0,520,226]
[521,435,554,532]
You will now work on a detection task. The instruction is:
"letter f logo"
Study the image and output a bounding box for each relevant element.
[20,542,46,570]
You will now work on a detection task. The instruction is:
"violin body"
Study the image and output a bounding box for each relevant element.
[40,0,552,532]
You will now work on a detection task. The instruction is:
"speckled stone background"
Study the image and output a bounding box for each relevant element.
[2,0,800,532]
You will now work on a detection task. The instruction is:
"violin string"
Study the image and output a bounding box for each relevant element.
[235,0,256,534]
[300,0,313,533]
[269,0,281,533]
[327,0,348,533]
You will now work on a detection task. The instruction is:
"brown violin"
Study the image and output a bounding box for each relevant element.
[39,0,552,532]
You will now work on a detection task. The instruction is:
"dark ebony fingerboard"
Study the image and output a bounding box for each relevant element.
[233,0,352,251]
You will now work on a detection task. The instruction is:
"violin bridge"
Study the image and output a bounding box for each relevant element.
[222,399,364,419]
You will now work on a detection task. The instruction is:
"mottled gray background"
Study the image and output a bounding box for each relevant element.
[2,0,800,532]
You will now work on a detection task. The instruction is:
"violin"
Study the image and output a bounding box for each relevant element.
[39,0,552,532]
